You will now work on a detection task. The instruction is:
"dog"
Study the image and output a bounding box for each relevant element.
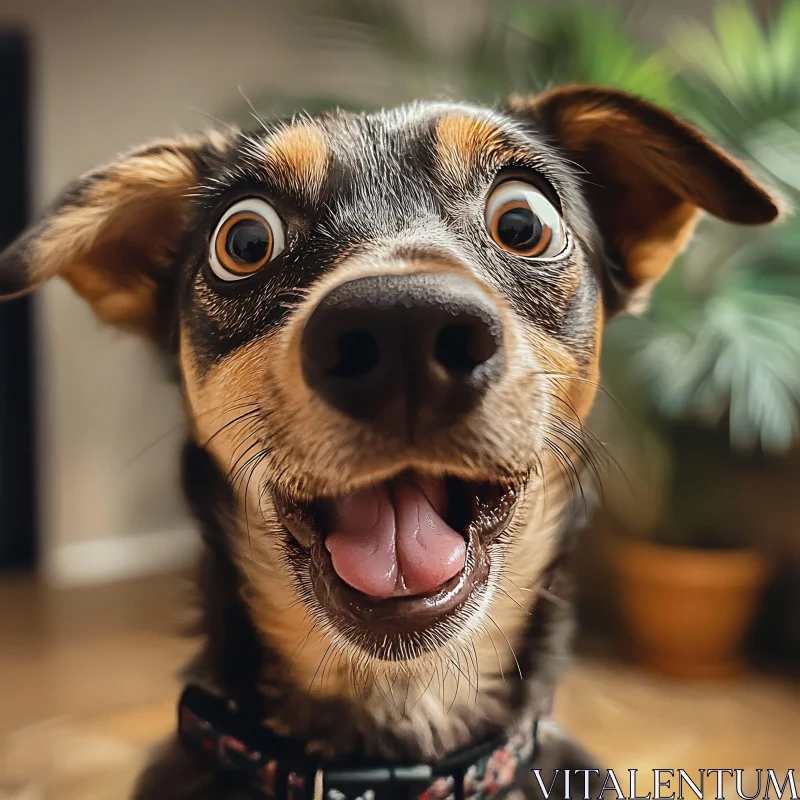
[0,86,778,799]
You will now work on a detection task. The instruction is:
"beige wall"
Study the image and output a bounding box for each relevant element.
[3,0,313,582]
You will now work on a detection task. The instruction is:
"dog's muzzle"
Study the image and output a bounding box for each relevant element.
[278,272,518,654]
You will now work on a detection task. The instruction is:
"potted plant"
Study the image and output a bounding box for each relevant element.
[598,0,800,678]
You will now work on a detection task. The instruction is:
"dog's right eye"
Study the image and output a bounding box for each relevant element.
[209,198,285,281]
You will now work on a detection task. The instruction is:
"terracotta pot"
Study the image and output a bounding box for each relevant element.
[611,540,769,678]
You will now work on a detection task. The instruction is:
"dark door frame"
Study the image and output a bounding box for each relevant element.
[0,31,36,570]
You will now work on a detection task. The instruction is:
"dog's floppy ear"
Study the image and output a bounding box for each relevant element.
[507,86,781,310]
[0,135,225,342]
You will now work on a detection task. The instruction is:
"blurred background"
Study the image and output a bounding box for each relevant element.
[0,0,797,796]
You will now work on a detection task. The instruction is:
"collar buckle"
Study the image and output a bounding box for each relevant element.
[322,764,434,800]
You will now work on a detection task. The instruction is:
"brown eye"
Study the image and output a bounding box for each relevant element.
[485,180,567,259]
[210,198,284,281]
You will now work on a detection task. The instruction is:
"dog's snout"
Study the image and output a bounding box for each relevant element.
[301,273,505,435]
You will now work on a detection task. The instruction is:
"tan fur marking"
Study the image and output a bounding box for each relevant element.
[30,140,206,334]
[263,124,328,201]
[181,332,271,456]
[434,114,504,181]
[621,202,700,286]
[527,326,598,420]
[34,147,195,274]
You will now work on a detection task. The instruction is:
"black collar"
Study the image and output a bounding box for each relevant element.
[178,685,538,800]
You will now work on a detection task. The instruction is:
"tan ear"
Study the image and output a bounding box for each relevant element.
[507,86,781,303]
[0,134,226,341]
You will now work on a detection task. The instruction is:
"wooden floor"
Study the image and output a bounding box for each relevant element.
[0,574,797,799]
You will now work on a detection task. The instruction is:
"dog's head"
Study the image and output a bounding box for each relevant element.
[0,88,778,691]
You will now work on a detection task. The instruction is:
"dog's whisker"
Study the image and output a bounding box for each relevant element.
[543,400,626,510]
[539,372,658,483]
[388,662,403,701]
[543,436,580,503]
[538,585,570,609]
[308,642,334,695]
[195,394,261,425]
[535,370,629,417]
[370,667,396,710]
[545,429,594,512]
[224,425,264,471]
[237,85,269,134]
[502,574,532,594]
[495,585,532,617]
[278,596,308,617]
[481,622,506,683]
[321,645,341,693]
[487,613,523,682]
[544,414,607,500]
[401,667,412,717]
[203,408,262,448]
[187,106,239,134]
[407,660,438,713]
[227,441,265,488]
[292,618,319,660]
[452,649,467,712]
[445,657,459,715]
[122,420,186,469]
[544,388,612,463]
[467,638,481,706]
[229,445,271,488]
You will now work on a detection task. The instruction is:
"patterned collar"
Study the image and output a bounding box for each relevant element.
[178,685,538,800]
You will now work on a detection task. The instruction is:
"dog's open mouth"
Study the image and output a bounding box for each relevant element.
[275,472,520,654]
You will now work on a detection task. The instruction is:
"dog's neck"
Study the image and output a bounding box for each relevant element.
[182,440,575,762]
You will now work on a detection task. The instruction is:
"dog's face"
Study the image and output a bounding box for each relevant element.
[0,88,777,694]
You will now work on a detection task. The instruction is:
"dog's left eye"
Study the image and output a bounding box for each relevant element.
[209,198,285,281]
[485,180,567,259]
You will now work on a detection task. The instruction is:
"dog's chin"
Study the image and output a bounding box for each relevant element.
[273,469,523,661]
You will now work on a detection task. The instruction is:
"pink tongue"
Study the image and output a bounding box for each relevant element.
[325,474,466,599]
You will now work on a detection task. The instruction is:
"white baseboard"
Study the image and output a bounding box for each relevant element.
[45,526,200,587]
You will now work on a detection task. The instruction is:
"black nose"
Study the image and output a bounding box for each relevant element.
[301,273,504,436]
